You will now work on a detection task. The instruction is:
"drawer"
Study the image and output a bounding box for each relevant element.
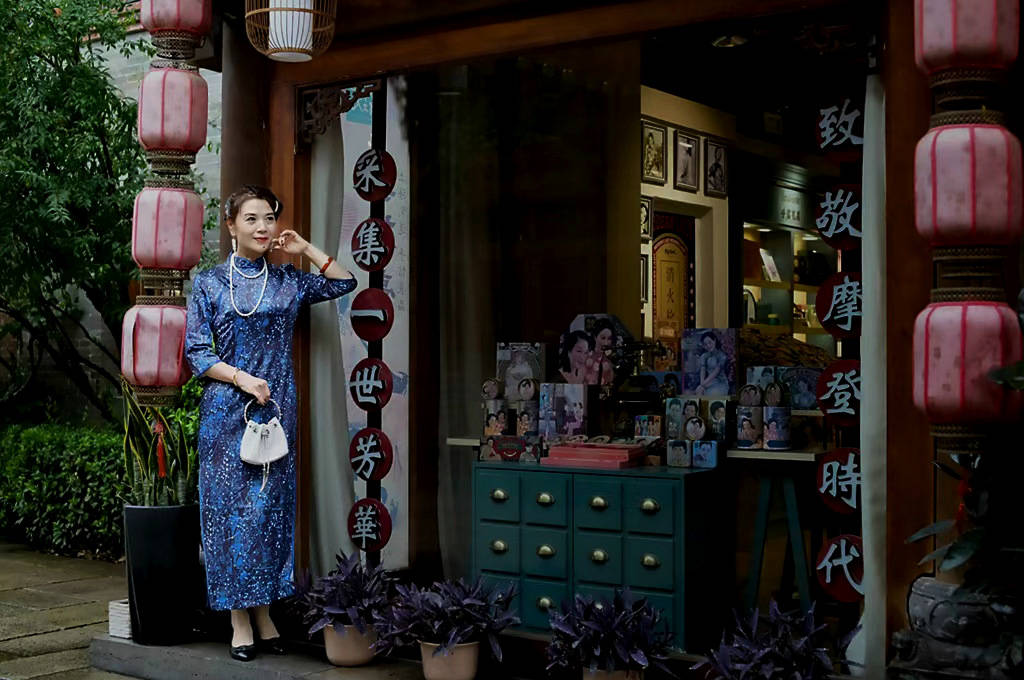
[573,477,622,531]
[520,578,569,630]
[635,589,675,641]
[574,583,616,608]
[624,479,676,535]
[475,522,520,574]
[521,472,569,526]
[479,574,521,625]
[574,531,623,585]
[625,535,675,592]
[521,527,569,579]
[476,470,520,523]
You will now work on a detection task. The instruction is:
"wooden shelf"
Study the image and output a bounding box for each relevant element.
[793,282,819,293]
[446,437,482,447]
[727,449,827,463]
[793,324,831,335]
[743,278,790,291]
[792,409,824,417]
[745,323,790,335]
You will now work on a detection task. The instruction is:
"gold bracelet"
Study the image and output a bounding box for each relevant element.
[231,367,241,387]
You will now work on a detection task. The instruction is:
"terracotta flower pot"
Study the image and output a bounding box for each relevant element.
[419,641,479,680]
[583,670,644,680]
[323,624,376,667]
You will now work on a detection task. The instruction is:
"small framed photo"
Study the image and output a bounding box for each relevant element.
[704,138,728,198]
[673,131,699,192]
[642,120,667,185]
[640,254,649,303]
[640,196,652,240]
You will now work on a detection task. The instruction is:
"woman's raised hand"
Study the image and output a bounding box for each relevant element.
[274,229,309,255]
[236,372,271,405]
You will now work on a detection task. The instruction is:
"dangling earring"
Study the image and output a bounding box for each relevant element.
[231,237,237,252]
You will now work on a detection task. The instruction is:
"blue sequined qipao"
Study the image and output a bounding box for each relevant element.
[184,255,356,611]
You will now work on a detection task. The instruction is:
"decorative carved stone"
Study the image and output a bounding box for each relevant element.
[298,81,381,145]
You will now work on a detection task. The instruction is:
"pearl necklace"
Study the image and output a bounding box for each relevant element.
[229,252,268,317]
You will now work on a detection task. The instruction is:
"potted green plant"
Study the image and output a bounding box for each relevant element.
[301,551,392,666]
[693,600,837,679]
[374,577,519,680]
[121,378,202,645]
[546,589,675,679]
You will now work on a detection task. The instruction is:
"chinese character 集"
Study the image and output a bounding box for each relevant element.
[353,220,387,267]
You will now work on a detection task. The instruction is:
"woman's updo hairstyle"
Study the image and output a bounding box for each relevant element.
[224,185,283,223]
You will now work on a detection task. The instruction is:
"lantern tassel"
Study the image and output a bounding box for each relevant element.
[156,431,167,479]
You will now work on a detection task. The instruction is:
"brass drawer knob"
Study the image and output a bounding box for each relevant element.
[640,498,660,514]
[536,492,555,506]
[641,553,661,569]
[590,549,609,564]
[537,544,556,558]
[537,596,554,611]
[490,540,508,554]
[590,496,608,510]
[490,488,509,502]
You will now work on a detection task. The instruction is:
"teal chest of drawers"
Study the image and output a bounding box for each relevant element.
[471,462,730,653]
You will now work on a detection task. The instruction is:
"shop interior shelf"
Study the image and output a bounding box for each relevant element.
[791,409,824,417]
[745,323,790,335]
[793,282,820,293]
[446,437,482,447]
[793,323,830,335]
[743,278,790,291]
[726,448,827,463]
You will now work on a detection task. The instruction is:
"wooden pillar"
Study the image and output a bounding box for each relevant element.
[881,0,934,648]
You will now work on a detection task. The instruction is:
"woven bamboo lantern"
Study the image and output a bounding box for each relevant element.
[244,0,338,62]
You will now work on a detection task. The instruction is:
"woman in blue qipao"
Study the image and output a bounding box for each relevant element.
[184,185,356,662]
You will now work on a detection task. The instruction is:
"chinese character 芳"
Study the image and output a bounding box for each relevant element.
[819,452,862,510]
[354,151,388,194]
[821,369,861,415]
[351,365,384,405]
[352,504,379,549]
[822,275,862,332]
[816,189,861,239]
[816,538,864,595]
[353,221,386,267]
[352,434,383,478]
[819,99,864,149]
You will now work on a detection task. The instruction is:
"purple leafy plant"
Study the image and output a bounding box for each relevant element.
[373,578,520,659]
[545,589,675,676]
[300,551,392,638]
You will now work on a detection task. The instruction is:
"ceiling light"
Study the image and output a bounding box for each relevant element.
[712,35,748,48]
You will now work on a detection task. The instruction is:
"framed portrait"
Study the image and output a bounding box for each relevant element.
[641,120,667,185]
[640,254,649,303]
[640,196,652,240]
[704,138,728,198]
[673,131,699,192]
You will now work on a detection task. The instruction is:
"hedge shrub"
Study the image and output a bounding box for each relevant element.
[0,424,124,558]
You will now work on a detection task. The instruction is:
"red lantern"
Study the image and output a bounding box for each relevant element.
[913,301,1022,423]
[121,305,190,390]
[915,125,1023,245]
[915,0,1020,74]
[132,185,204,270]
[137,67,208,155]
[140,0,212,37]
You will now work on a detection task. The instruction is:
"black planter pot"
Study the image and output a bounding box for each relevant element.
[124,504,203,645]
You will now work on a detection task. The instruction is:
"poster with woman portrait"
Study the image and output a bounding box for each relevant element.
[559,314,633,386]
[674,130,699,192]
[682,328,738,397]
[642,120,667,185]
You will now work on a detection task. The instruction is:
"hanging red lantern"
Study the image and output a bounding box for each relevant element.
[132,181,204,272]
[915,0,1019,75]
[915,124,1023,245]
[913,301,1022,423]
[137,66,208,166]
[140,0,212,38]
[121,305,191,404]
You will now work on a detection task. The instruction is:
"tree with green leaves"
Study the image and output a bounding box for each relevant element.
[0,0,148,421]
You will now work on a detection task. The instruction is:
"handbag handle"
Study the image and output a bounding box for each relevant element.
[244,398,282,425]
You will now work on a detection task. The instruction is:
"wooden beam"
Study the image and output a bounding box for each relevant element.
[270,0,841,86]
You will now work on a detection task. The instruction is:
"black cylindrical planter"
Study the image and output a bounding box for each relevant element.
[124,504,202,645]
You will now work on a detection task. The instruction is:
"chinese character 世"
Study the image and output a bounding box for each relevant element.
[351,365,384,405]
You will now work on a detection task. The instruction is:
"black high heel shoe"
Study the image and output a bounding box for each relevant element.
[230,643,258,662]
[258,636,287,655]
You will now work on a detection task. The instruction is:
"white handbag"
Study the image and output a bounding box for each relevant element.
[240,398,288,491]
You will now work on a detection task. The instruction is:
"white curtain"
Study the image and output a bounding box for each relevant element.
[308,116,356,575]
[858,72,886,677]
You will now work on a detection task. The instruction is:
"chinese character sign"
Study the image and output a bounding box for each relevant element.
[349,427,394,481]
[347,498,393,552]
[349,358,394,411]
[816,360,861,426]
[816,534,864,602]
[817,98,864,150]
[816,272,863,338]
[350,217,395,272]
[816,448,862,515]
[815,185,862,250]
[352,148,397,202]
[351,288,395,343]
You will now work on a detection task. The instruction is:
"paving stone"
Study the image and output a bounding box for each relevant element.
[0,624,107,658]
[30,670,135,680]
[0,603,107,642]
[306,662,423,679]
[0,648,89,679]
[31,578,127,605]
[0,589,88,611]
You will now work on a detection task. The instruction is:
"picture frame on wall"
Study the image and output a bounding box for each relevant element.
[640,254,649,303]
[704,138,728,198]
[673,130,699,192]
[641,120,667,185]
[640,196,652,241]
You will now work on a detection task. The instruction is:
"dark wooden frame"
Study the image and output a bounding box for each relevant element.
[673,129,700,193]
[640,195,652,240]
[641,119,668,185]
[704,137,728,198]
